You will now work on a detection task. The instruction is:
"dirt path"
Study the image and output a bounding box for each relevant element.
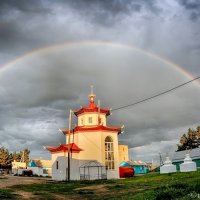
[0,175,105,200]
[0,175,50,188]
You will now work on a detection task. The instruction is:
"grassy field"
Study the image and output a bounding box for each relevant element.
[1,170,200,200]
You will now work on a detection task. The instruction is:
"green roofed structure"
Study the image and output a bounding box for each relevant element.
[172,148,200,171]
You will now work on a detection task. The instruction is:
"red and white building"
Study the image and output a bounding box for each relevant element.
[45,89,122,180]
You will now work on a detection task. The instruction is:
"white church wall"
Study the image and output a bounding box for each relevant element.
[71,152,79,159]
[78,113,106,126]
[107,169,119,179]
[52,156,80,181]
[56,131,120,180]
[52,156,67,181]
[67,131,119,165]
[52,152,67,163]
[77,131,102,162]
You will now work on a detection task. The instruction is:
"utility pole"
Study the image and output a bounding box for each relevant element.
[159,152,163,166]
[67,109,72,181]
[98,100,100,125]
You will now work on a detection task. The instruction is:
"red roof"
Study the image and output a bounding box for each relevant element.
[73,95,110,116]
[74,106,110,116]
[61,125,121,135]
[45,143,82,154]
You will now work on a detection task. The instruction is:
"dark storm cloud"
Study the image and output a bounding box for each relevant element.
[67,0,141,26]
[0,0,50,14]
[0,0,51,54]
[0,0,160,57]
[66,0,160,26]
[178,0,200,20]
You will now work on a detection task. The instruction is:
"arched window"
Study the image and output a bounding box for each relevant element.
[105,136,114,169]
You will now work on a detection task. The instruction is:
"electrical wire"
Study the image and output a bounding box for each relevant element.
[112,76,200,112]
[62,76,200,162]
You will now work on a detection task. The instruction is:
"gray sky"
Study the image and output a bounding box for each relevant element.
[0,0,200,163]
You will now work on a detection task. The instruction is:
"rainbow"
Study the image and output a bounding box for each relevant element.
[0,40,199,86]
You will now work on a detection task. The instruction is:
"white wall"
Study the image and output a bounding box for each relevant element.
[52,156,80,181]
[78,113,106,126]
[66,131,120,179]
[107,169,119,179]
[27,167,42,176]
[52,128,120,180]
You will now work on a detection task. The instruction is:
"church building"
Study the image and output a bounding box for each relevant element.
[45,88,123,180]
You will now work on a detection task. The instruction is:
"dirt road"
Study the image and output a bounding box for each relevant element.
[0,175,50,188]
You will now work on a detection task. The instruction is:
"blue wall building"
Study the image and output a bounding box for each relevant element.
[119,161,149,174]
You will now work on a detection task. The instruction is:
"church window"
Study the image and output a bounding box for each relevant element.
[88,117,93,123]
[105,136,114,169]
[56,161,59,170]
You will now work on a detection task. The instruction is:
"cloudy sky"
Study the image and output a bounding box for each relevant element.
[0,0,200,163]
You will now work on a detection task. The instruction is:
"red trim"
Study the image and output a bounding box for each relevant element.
[73,106,110,116]
[45,143,82,154]
[61,125,121,135]
[50,150,80,154]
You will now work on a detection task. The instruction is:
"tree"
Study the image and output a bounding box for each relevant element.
[196,126,200,138]
[11,151,21,162]
[196,126,200,147]
[177,133,188,151]
[10,149,30,164]
[0,147,10,168]
[177,126,200,151]
[0,147,31,169]
[19,148,30,164]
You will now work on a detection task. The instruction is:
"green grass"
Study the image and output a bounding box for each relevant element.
[9,170,200,200]
[0,189,16,200]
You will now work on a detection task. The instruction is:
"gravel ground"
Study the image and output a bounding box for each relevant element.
[0,175,50,188]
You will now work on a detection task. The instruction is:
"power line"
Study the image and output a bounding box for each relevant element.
[112,76,200,112]
[63,77,200,154]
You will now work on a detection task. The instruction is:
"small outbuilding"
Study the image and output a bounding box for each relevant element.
[120,160,149,174]
[79,161,107,180]
[27,160,52,177]
[11,160,26,175]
